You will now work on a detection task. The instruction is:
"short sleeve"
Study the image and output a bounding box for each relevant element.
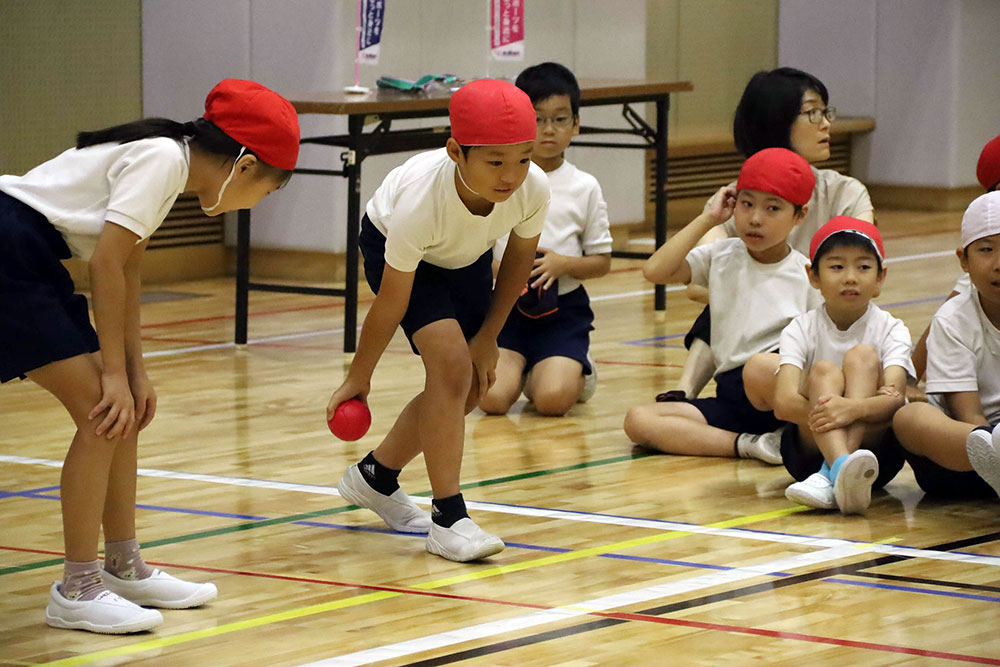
[382,189,434,272]
[513,194,548,239]
[685,243,713,288]
[512,171,549,239]
[581,181,613,255]
[925,316,979,395]
[105,140,187,239]
[881,318,916,377]
[779,316,810,369]
[836,177,874,220]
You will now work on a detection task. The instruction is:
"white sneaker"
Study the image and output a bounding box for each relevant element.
[426,518,505,562]
[337,463,431,533]
[578,352,597,403]
[45,582,162,634]
[736,429,784,465]
[967,427,1000,498]
[785,473,836,510]
[102,569,217,609]
[834,450,879,514]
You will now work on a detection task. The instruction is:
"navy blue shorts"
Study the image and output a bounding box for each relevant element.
[902,437,997,499]
[359,214,492,354]
[497,285,594,374]
[684,305,711,349]
[0,192,100,383]
[687,365,784,434]
[780,425,906,489]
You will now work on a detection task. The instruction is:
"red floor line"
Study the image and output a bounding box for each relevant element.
[4,545,992,664]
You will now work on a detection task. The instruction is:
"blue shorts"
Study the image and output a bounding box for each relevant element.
[0,192,100,382]
[497,285,594,374]
[901,426,997,499]
[359,214,492,354]
[687,365,784,434]
[780,425,905,489]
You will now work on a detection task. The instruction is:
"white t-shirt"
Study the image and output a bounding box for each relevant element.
[953,273,972,296]
[686,238,822,375]
[493,160,613,294]
[710,167,873,256]
[0,137,189,261]
[366,148,549,271]
[779,302,915,379]
[925,286,1000,423]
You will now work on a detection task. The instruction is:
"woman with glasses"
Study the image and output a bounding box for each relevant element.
[654,67,875,405]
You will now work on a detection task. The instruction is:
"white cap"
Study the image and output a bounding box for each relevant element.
[962,191,1000,248]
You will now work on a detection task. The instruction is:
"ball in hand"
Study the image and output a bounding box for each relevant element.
[328,399,371,441]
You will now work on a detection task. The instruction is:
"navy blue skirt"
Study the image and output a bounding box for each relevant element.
[0,191,100,382]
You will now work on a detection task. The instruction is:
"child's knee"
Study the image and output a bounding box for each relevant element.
[532,386,575,416]
[843,344,879,371]
[426,349,473,397]
[479,390,515,415]
[808,360,842,387]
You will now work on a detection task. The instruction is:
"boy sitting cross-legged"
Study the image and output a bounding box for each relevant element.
[624,148,821,461]
[743,218,911,514]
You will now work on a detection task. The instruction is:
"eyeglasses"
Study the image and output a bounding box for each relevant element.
[799,106,837,124]
[536,115,575,129]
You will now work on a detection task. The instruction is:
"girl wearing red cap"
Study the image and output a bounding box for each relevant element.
[0,78,299,633]
[326,79,549,563]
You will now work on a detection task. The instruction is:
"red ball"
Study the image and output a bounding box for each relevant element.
[328,399,371,441]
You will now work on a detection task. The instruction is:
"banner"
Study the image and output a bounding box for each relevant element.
[490,0,524,61]
[358,0,385,65]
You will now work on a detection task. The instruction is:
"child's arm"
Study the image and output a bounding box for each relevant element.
[88,223,144,439]
[529,250,610,290]
[326,266,414,419]
[123,239,156,432]
[642,185,735,285]
[772,365,812,425]
[809,366,908,433]
[470,231,539,398]
[945,390,989,427]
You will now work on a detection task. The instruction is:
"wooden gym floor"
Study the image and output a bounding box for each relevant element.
[2,209,999,666]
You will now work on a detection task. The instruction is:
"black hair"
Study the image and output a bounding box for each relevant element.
[460,144,472,158]
[515,62,581,115]
[76,117,293,184]
[733,67,830,157]
[811,231,883,273]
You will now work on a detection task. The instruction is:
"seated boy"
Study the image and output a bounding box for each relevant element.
[892,192,1000,500]
[624,148,821,462]
[743,218,910,514]
[480,62,612,416]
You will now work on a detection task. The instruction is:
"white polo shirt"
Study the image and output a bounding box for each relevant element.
[493,159,613,294]
[366,148,549,272]
[686,238,822,375]
[0,137,189,261]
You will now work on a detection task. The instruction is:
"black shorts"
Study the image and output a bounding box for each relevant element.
[359,214,492,354]
[780,425,906,489]
[683,305,711,350]
[497,285,594,374]
[687,365,784,434]
[903,450,997,499]
[0,192,100,382]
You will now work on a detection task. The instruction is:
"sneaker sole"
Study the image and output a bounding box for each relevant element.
[784,485,835,510]
[426,537,505,562]
[45,609,162,634]
[835,452,878,514]
[112,585,218,609]
[337,466,429,533]
[967,430,1000,498]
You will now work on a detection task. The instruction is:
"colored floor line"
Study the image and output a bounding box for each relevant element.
[850,570,1000,594]
[826,577,1000,603]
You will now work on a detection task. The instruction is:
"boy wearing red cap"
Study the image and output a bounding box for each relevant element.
[625,148,821,461]
[326,80,549,562]
[892,192,1000,501]
[0,78,299,633]
[742,218,912,514]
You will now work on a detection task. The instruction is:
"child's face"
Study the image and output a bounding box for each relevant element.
[808,244,885,312]
[453,142,534,203]
[789,89,831,164]
[960,234,1000,305]
[200,163,285,217]
[732,189,804,259]
[532,94,579,162]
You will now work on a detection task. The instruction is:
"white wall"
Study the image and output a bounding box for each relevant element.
[143,0,647,253]
[779,0,1000,188]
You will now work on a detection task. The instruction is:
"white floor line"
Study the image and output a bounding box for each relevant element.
[4,454,998,568]
[295,545,863,667]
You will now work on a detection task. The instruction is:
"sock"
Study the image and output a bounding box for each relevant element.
[819,461,832,479]
[61,559,106,601]
[431,493,468,528]
[734,433,752,458]
[829,454,850,483]
[358,451,401,496]
[104,538,154,580]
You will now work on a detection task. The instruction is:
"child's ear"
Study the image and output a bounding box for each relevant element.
[805,263,821,289]
[237,153,259,173]
[572,114,581,138]
[957,247,969,273]
[873,266,887,298]
[795,203,808,225]
[445,138,466,165]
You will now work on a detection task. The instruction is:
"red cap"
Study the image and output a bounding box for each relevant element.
[736,147,815,206]
[203,79,300,170]
[977,134,1000,191]
[449,79,536,146]
[809,216,885,263]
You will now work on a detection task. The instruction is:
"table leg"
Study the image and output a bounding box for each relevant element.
[344,115,363,354]
[654,96,669,311]
[235,208,250,344]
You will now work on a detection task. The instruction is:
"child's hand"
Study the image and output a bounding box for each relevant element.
[877,385,901,399]
[468,334,499,401]
[529,248,568,290]
[90,371,136,439]
[128,368,157,432]
[705,186,737,225]
[326,377,370,422]
[808,395,859,433]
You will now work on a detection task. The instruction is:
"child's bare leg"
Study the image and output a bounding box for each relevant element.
[525,356,583,416]
[839,344,881,454]
[807,361,850,463]
[743,353,780,411]
[624,401,738,456]
[676,338,715,398]
[893,402,976,470]
[479,348,526,415]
